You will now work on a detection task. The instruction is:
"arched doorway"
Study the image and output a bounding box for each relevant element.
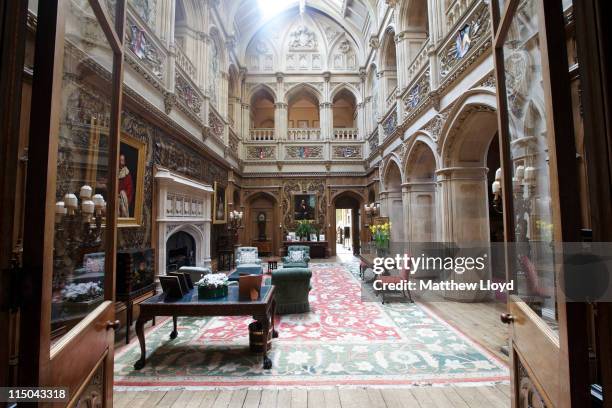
[245,192,278,256]
[332,192,363,256]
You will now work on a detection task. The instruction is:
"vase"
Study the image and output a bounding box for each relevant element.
[197,284,228,299]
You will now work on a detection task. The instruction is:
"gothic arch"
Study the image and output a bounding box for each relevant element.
[330,83,362,104]
[438,90,497,167]
[382,154,404,189]
[397,0,428,33]
[247,83,278,104]
[403,133,440,179]
[283,83,323,104]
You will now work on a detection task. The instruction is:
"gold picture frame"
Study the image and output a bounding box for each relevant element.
[118,133,146,227]
[292,192,318,221]
[213,181,227,224]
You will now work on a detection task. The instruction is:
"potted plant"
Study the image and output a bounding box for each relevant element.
[295,220,314,241]
[369,222,391,256]
[195,273,229,299]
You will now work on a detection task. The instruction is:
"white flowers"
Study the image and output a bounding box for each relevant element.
[195,273,228,289]
[61,282,103,302]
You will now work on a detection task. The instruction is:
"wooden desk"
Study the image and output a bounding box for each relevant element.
[282,241,329,258]
[134,286,277,370]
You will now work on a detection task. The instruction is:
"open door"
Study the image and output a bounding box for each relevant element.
[491,0,589,406]
[18,0,125,406]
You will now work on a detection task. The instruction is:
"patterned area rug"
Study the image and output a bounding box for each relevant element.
[114,263,508,389]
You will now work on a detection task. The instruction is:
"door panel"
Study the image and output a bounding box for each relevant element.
[19,0,124,406]
[492,0,587,405]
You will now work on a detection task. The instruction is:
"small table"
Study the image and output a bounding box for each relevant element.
[134,285,277,370]
[266,257,280,273]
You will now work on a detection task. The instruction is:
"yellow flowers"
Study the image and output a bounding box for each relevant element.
[370,222,391,248]
[369,222,391,235]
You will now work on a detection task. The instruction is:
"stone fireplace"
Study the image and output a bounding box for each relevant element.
[155,167,213,275]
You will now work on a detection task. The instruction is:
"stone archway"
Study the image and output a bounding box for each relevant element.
[438,102,499,301]
[404,140,438,243]
[331,191,364,256]
[382,158,405,245]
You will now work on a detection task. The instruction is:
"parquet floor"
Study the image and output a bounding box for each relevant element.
[113,384,511,408]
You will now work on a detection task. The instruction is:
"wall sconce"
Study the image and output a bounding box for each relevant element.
[364,202,380,225]
[491,165,536,214]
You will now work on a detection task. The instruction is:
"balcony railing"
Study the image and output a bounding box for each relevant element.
[176,45,197,81]
[250,128,275,141]
[288,128,321,140]
[333,128,359,140]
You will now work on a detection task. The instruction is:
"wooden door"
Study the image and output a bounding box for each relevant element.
[18,0,125,406]
[491,0,589,406]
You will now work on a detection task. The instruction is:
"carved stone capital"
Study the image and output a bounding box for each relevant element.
[274,102,288,109]
[429,90,441,111]
[319,102,332,109]
[323,71,331,82]
[369,35,380,49]
[164,92,176,114]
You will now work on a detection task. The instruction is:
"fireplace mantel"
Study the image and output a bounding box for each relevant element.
[155,167,214,275]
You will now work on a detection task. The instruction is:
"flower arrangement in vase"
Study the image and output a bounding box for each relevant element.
[195,273,229,299]
[369,222,391,256]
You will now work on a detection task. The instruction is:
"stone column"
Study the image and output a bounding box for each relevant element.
[356,102,365,140]
[242,103,251,142]
[319,102,333,140]
[436,167,491,301]
[156,0,174,45]
[275,102,288,140]
[403,181,437,243]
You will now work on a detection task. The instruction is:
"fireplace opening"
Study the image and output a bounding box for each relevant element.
[166,231,196,272]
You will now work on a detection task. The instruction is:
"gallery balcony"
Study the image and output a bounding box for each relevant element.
[333,128,359,140]
[250,128,275,141]
[287,128,321,141]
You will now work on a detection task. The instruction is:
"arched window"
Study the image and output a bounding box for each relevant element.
[332,90,356,128]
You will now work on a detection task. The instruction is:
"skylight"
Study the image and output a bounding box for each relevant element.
[257,0,297,18]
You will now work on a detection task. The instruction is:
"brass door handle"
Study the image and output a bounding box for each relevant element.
[106,320,120,331]
[500,313,515,324]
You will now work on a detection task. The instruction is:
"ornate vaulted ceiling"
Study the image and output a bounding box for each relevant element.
[219,0,377,65]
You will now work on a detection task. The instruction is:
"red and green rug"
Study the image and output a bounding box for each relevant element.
[114,263,509,389]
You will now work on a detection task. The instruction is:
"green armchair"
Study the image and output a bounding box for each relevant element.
[271,267,312,314]
[282,245,311,268]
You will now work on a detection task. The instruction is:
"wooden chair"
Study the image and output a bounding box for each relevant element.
[376,266,413,304]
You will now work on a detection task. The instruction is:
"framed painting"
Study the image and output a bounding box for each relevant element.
[213,181,227,224]
[118,134,146,227]
[293,193,317,221]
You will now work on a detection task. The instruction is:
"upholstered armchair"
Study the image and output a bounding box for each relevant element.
[282,245,311,268]
[236,247,262,266]
[270,267,312,314]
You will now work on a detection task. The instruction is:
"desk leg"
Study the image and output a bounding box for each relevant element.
[125,300,132,345]
[170,316,178,339]
[258,315,272,369]
[134,317,147,370]
[271,300,278,339]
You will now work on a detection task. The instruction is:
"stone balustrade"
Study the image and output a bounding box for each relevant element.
[333,128,359,140]
[250,128,275,141]
[287,128,321,141]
